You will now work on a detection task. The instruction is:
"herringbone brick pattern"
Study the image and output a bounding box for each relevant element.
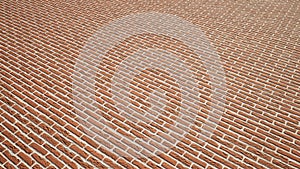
[0,0,299,169]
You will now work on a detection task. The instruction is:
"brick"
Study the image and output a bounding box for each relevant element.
[15,131,31,144]
[158,153,177,166]
[46,154,64,168]
[213,155,238,169]
[18,152,33,166]
[4,162,15,169]
[32,164,43,169]
[43,144,60,157]
[48,115,65,126]
[32,153,50,167]
[272,159,293,169]
[0,135,4,143]
[117,158,135,169]
[2,130,18,143]
[103,158,122,169]
[289,160,300,169]
[1,113,15,123]
[53,134,71,146]
[38,123,55,135]
[2,140,19,153]
[244,158,265,169]
[85,145,104,160]
[183,152,206,168]
[277,149,300,163]
[132,159,150,169]
[200,155,222,168]
[258,159,281,169]
[81,135,98,148]
[252,137,276,150]
[56,144,76,159]
[16,141,32,154]
[99,146,118,160]
[70,145,88,158]
[162,161,176,169]
[17,163,29,169]
[206,144,228,158]
[169,151,192,166]
[30,142,47,155]
[228,156,253,169]
[0,153,7,164]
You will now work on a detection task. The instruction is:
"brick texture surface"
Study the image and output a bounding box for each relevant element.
[1,0,300,168]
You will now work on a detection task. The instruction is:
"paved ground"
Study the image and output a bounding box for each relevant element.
[0,0,300,169]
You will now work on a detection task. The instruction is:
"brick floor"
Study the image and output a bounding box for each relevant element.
[1,0,299,169]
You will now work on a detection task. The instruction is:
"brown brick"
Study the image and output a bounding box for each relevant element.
[32,153,50,167]
[16,141,32,154]
[213,155,238,169]
[4,162,15,169]
[30,142,47,155]
[183,153,206,168]
[17,163,29,169]
[46,154,64,168]
[18,152,33,166]
[2,130,18,143]
[60,155,78,169]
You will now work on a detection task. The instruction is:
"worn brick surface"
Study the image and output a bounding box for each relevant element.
[1,0,300,168]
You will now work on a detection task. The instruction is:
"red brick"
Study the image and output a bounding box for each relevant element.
[162,161,176,169]
[4,162,15,169]
[244,158,264,169]
[2,140,19,153]
[32,164,43,169]
[15,131,31,144]
[56,144,75,159]
[17,163,29,169]
[213,155,238,169]
[2,130,18,143]
[30,142,47,155]
[169,151,192,166]
[1,112,15,123]
[101,158,121,169]
[43,144,61,157]
[70,145,88,158]
[277,149,300,163]
[132,159,150,169]
[183,152,206,168]
[46,154,64,168]
[32,153,50,167]
[258,159,281,169]
[117,158,136,169]
[228,156,253,169]
[60,155,78,169]
[16,141,32,154]
[18,152,33,166]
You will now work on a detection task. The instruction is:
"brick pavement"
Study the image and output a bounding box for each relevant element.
[0,0,299,169]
